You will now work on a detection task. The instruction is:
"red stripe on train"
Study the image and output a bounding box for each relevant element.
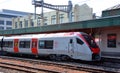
[31,38,38,54]
[14,39,19,53]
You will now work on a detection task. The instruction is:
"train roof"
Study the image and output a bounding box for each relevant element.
[3,32,88,39]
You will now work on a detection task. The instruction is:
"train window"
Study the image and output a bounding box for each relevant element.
[70,39,73,44]
[4,41,13,48]
[19,41,30,48]
[82,35,98,48]
[39,41,45,48]
[76,38,84,45]
[39,40,53,49]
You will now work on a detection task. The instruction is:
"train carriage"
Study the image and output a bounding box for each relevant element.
[1,32,101,61]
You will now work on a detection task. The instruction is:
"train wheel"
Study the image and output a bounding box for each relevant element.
[61,55,69,61]
[55,55,62,61]
[49,54,56,60]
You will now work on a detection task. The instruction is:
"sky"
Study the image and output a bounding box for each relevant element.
[0,0,120,16]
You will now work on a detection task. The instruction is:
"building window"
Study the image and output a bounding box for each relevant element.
[59,14,64,23]
[19,21,22,28]
[0,27,4,30]
[15,22,17,29]
[39,40,53,49]
[107,34,116,48]
[37,19,41,26]
[72,12,74,22]
[51,15,56,24]
[30,19,34,27]
[44,17,47,25]
[6,21,12,25]
[0,20,4,25]
[6,27,12,30]
[25,20,28,28]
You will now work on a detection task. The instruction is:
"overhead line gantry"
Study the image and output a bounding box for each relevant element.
[32,0,73,22]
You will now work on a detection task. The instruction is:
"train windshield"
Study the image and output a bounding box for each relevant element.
[82,35,98,48]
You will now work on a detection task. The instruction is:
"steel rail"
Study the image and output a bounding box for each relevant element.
[0,62,60,73]
[0,56,119,73]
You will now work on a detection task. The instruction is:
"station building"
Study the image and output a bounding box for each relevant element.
[12,4,94,29]
[0,9,31,30]
[95,4,120,57]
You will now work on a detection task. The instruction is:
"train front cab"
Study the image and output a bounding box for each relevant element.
[82,34,101,61]
[76,33,101,61]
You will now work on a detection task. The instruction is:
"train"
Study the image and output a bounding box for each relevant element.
[0,32,101,61]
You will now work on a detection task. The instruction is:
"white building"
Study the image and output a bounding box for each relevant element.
[12,4,94,29]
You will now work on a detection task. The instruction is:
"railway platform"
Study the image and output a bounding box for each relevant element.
[102,56,120,59]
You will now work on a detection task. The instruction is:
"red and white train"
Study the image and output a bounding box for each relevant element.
[0,32,101,61]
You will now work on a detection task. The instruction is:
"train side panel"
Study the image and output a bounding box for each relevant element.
[18,38,32,54]
[3,39,14,53]
[37,37,72,56]
[74,36,93,61]
[37,36,93,61]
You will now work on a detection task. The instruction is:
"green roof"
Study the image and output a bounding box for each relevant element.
[102,4,120,17]
[0,15,120,36]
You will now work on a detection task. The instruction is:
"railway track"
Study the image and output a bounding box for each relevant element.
[102,56,120,63]
[0,56,119,73]
[0,60,61,73]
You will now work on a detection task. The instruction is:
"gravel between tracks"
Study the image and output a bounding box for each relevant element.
[0,58,88,73]
[0,67,26,73]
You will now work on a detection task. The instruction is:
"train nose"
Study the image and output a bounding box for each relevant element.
[91,48,100,54]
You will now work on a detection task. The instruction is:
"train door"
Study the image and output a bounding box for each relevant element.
[31,38,38,55]
[68,38,75,57]
[76,37,88,59]
[14,39,19,53]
